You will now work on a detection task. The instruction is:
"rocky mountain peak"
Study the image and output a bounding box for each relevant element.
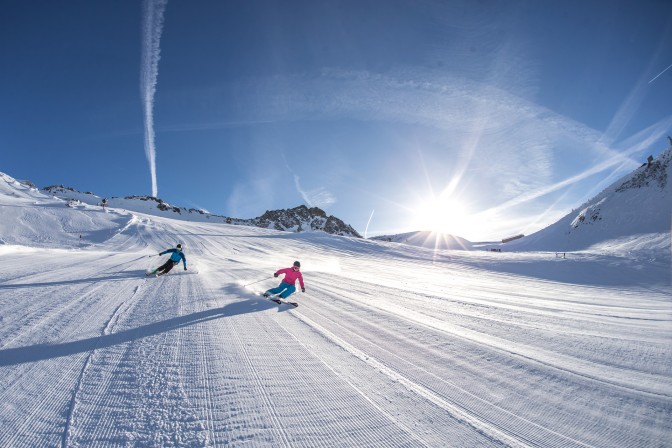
[616,146,670,192]
[254,205,361,237]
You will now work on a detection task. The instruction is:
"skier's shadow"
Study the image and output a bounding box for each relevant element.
[0,297,276,366]
[0,271,148,289]
[220,283,296,313]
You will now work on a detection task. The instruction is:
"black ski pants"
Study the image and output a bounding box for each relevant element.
[157,260,178,274]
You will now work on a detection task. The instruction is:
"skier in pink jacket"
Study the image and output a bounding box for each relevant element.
[263,261,305,299]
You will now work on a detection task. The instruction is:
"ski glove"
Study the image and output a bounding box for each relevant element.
[301,288,306,293]
[274,273,279,277]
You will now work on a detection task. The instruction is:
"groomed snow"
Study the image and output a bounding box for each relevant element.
[1,174,671,447]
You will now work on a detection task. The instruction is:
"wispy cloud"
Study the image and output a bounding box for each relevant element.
[293,174,336,209]
[277,152,336,209]
[243,68,667,183]
[140,0,167,197]
[166,67,668,239]
[235,69,603,193]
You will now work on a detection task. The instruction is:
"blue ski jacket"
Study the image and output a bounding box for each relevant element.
[160,248,187,269]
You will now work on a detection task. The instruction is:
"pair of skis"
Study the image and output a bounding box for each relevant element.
[144,268,196,277]
[263,293,298,307]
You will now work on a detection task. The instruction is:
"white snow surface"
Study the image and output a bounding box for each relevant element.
[1,171,671,447]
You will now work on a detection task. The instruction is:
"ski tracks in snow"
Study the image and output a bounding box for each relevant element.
[291,274,671,448]
[290,301,584,448]
[63,274,210,447]
[62,284,142,447]
[0,259,151,447]
[1,215,670,447]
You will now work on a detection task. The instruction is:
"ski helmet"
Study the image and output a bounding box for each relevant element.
[176,243,182,250]
[293,260,300,267]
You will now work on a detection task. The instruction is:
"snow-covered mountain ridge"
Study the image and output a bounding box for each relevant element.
[616,149,669,191]
[40,185,361,237]
[507,145,671,252]
[6,142,672,251]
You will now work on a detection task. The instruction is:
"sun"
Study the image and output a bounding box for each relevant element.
[413,196,468,235]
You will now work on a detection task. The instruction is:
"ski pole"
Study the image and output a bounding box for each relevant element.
[242,276,274,287]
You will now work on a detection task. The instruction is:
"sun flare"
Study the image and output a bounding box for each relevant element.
[414,196,468,235]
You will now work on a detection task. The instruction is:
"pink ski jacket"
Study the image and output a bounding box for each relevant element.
[275,267,305,289]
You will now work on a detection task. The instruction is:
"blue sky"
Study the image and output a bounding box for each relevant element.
[2,0,671,241]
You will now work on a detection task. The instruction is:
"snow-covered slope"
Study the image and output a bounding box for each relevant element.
[1,171,671,447]
[0,173,134,249]
[508,146,672,252]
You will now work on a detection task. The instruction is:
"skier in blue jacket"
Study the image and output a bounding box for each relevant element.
[150,244,187,276]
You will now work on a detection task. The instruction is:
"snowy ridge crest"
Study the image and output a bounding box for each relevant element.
[40,185,361,237]
[616,149,670,192]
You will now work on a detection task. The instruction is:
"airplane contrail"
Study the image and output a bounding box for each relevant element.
[648,63,672,84]
[364,209,375,238]
[140,0,168,198]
